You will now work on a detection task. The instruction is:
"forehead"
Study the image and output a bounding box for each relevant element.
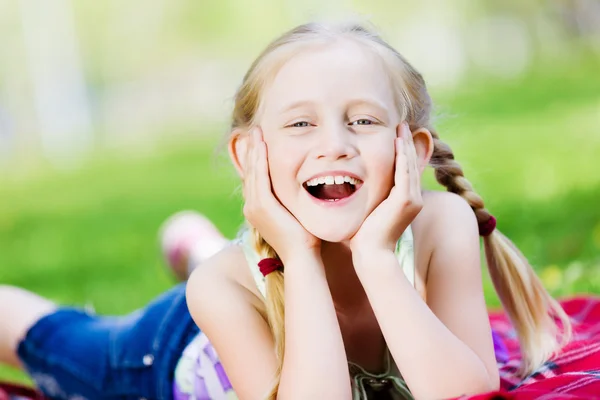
[261,39,395,112]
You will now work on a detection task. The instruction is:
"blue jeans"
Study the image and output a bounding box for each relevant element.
[17,283,199,400]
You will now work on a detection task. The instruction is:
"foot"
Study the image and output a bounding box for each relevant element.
[159,211,229,281]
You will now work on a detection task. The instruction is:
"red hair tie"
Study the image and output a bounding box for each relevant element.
[479,215,497,237]
[258,258,283,277]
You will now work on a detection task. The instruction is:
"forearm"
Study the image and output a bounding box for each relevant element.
[354,249,494,399]
[278,252,351,399]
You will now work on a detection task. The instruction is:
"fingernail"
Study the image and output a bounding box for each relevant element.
[398,123,405,138]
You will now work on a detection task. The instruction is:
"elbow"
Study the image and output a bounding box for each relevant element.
[480,362,501,393]
[471,376,500,396]
[487,368,501,392]
[277,387,352,400]
[456,369,500,398]
[483,369,500,393]
[412,367,499,399]
[276,371,352,400]
[454,355,500,397]
[459,366,500,397]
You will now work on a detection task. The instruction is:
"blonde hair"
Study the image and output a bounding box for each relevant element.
[230,21,572,397]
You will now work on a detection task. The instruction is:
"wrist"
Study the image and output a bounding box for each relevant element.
[351,246,397,274]
[350,241,394,260]
[279,246,322,267]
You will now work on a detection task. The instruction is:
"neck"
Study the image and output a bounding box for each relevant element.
[320,241,369,314]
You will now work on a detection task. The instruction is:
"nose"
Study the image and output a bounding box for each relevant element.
[316,123,357,161]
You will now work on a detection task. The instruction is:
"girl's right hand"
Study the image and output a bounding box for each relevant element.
[242,127,321,263]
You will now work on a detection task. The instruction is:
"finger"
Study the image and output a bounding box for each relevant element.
[394,132,409,192]
[243,128,259,200]
[252,129,294,225]
[407,125,421,198]
[405,124,418,170]
[404,124,420,198]
[244,128,256,167]
[254,128,274,200]
[252,127,261,174]
[402,123,411,171]
[251,127,278,214]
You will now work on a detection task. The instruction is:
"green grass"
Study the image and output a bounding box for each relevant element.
[0,60,599,382]
[1,138,243,313]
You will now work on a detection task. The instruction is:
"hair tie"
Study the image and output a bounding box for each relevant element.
[258,258,283,277]
[479,215,497,237]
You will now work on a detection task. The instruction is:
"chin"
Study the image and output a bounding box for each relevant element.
[301,218,361,243]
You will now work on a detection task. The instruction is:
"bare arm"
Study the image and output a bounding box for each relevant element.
[187,251,278,399]
[187,248,351,400]
[353,193,499,399]
[278,251,351,399]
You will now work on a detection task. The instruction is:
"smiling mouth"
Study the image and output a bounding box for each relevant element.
[303,175,363,201]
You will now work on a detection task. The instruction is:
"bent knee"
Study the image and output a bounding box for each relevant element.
[0,285,57,349]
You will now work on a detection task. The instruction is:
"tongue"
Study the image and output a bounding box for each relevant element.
[314,183,354,200]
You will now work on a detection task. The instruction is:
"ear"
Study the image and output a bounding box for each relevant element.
[228,128,251,178]
[411,127,434,174]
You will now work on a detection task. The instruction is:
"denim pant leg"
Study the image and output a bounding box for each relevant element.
[18,283,199,400]
[108,283,200,399]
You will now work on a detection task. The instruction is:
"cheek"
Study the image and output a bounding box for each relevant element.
[364,138,396,197]
[266,145,302,200]
[364,137,396,174]
[376,158,396,194]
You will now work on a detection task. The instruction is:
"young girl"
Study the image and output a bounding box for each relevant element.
[0,21,572,400]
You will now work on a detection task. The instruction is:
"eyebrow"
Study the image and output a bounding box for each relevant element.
[346,98,390,115]
[278,98,390,115]
[278,100,314,114]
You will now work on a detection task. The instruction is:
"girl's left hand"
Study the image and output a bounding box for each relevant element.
[349,122,423,255]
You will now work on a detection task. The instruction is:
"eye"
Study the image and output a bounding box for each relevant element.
[288,121,311,128]
[350,119,375,126]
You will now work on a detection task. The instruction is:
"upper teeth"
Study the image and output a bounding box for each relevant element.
[305,175,361,187]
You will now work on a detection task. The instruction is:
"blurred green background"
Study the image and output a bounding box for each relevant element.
[0,0,599,382]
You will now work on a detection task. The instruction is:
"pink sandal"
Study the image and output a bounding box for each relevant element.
[159,211,229,281]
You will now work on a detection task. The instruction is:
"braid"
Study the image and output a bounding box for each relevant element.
[248,225,285,399]
[430,133,489,222]
[429,129,571,375]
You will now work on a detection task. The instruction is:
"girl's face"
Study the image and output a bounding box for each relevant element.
[258,40,401,242]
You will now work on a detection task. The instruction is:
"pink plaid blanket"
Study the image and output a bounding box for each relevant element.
[457,296,600,399]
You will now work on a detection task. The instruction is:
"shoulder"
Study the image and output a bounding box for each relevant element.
[186,244,266,326]
[412,191,484,301]
[415,190,478,243]
[411,191,479,284]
